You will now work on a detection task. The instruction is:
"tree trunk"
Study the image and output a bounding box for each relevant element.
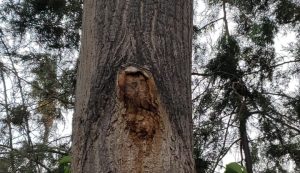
[1,70,15,173]
[238,99,253,173]
[72,0,194,172]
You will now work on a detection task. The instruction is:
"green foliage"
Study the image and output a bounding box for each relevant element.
[30,55,61,131]
[58,155,71,173]
[59,155,71,164]
[193,0,300,172]
[59,67,76,109]
[241,47,275,80]
[1,0,82,49]
[225,162,247,173]
[228,0,262,14]
[287,97,300,119]
[206,35,240,81]
[248,18,278,46]
[194,156,211,173]
[266,143,300,160]
[29,0,67,12]
[0,0,77,171]
[275,0,300,25]
[10,105,29,126]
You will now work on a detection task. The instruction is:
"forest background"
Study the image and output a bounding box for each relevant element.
[0,0,299,172]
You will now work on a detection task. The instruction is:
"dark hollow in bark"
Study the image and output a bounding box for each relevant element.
[72,0,194,172]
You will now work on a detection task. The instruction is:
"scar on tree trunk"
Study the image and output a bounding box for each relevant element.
[118,66,160,141]
[115,66,165,172]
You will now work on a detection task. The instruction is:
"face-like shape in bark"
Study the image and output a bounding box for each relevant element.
[118,66,159,140]
[124,72,150,110]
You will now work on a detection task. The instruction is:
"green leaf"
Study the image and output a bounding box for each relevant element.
[64,166,71,173]
[225,162,247,173]
[59,155,71,165]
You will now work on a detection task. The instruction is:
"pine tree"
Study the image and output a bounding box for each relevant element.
[192,0,300,172]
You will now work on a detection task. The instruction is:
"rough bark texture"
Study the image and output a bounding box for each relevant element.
[72,0,194,172]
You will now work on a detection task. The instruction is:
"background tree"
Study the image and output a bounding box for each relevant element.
[0,0,81,172]
[192,0,300,172]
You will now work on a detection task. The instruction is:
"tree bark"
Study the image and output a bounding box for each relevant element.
[238,99,253,173]
[72,0,194,172]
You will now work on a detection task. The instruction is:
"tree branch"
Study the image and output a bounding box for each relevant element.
[194,18,224,32]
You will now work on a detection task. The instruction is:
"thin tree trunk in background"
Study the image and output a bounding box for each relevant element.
[7,56,36,170]
[72,0,194,172]
[222,0,230,37]
[1,71,16,173]
[1,36,34,171]
[239,100,253,173]
[240,124,253,173]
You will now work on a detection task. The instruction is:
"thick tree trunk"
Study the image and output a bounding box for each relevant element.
[72,0,194,172]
